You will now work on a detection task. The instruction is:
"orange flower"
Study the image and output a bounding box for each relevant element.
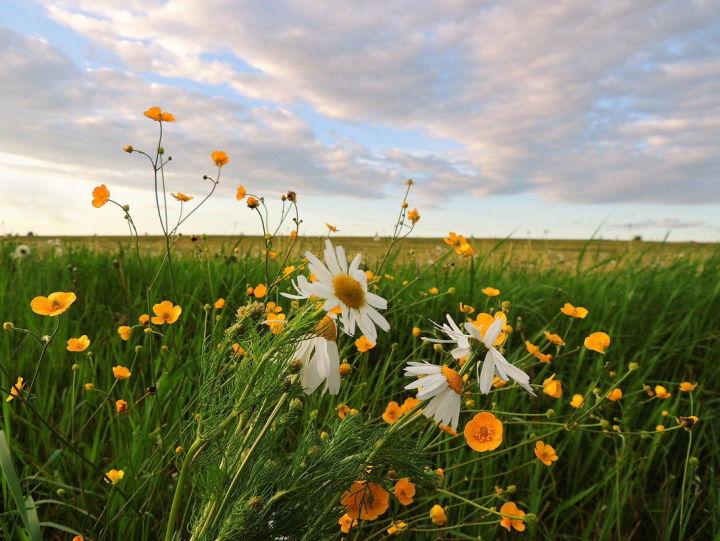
[138,314,150,325]
[326,223,339,232]
[543,375,562,398]
[499,501,525,532]
[584,332,610,354]
[336,403,358,419]
[430,504,448,525]
[171,192,193,202]
[387,521,408,535]
[438,423,458,436]
[67,335,90,352]
[211,150,229,167]
[355,335,375,352]
[214,298,225,309]
[407,208,420,223]
[400,397,420,414]
[115,399,128,413]
[459,302,475,314]
[570,394,584,408]
[92,184,110,208]
[118,326,132,341]
[469,312,509,346]
[534,441,558,466]
[247,196,260,209]
[525,341,552,363]
[143,106,175,122]
[464,412,503,452]
[264,313,286,334]
[113,366,131,380]
[382,401,402,424]
[412,326,421,337]
[231,343,246,356]
[251,284,267,298]
[30,292,77,316]
[6,377,23,402]
[444,232,473,257]
[105,469,124,484]
[544,331,565,346]
[654,385,672,399]
[236,185,247,200]
[607,388,623,401]
[428,287,439,295]
[341,481,390,520]
[394,477,416,506]
[679,382,697,392]
[560,302,588,318]
[84,383,94,391]
[656,425,665,432]
[338,513,358,533]
[151,301,182,324]
[482,287,500,296]
[493,376,508,388]
[73,536,85,541]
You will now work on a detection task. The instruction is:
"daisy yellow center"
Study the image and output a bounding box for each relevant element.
[332,274,365,309]
[315,316,338,342]
[472,425,495,443]
[441,365,463,394]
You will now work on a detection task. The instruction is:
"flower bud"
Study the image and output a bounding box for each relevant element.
[72,363,80,371]
[84,383,94,391]
[290,398,303,411]
[123,145,133,153]
[41,335,51,344]
[161,345,169,351]
[447,287,456,294]
[158,147,164,154]
[524,513,538,526]
[289,359,304,374]
[501,300,511,311]
[56,488,65,496]
[175,446,184,454]
[506,484,517,494]
[599,419,610,428]
[122,205,130,212]
[134,345,143,352]
[546,409,555,418]
[203,303,212,311]
[433,343,442,352]
[406,179,414,185]
[144,327,152,334]
[320,431,328,440]
[339,362,351,376]
[628,362,639,371]
[3,322,14,330]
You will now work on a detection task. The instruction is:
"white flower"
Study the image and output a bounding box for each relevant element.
[283,240,389,343]
[404,361,463,431]
[10,244,31,259]
[422,313,535,396]
[465,316,535,396]
[292,316,341,395]
[422,314,471,358]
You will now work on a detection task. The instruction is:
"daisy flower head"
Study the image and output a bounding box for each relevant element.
[404,362,463,431]
[283,240,389,343]
[422,314,471,359]
[292,315,341,395]
[464,315,535,396]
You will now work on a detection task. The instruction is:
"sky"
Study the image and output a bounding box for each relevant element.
[1,0,719,241]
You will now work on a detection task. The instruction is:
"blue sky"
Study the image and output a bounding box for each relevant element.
[1,0,719,241]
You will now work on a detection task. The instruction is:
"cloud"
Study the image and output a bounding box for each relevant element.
[32,0,720,206]
[1,24,475,210]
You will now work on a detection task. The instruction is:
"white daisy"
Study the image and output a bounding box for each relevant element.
[404,361,463,431]
[283,240,389,343]
[421,314,471,358]
[464,316,535,396]
[292,316,341,395]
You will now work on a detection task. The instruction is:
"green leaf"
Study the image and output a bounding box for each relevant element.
[0,431,42,541]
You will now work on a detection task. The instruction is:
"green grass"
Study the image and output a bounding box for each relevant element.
[1,236,718,540]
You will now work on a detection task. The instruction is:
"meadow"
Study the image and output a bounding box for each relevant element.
[1,110,718,541]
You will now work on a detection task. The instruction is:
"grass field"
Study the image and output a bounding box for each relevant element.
[1,233,718,541]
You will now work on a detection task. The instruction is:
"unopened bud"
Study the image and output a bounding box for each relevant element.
[506,484,517,494]
[289,359,303,374]
[161,345,169,351]
[122,205,130,212]
[158,147,164,154]
[134,345,143,352]
[72,363,80,371]
[3,322,14,330]
[501,301,511,311]
[203,303,211,311]
[41,335,51,344]
[339,362,351,376]
[56,488,65,496]
[123,145,133,153]
[447,287,456,294]
[628,362,638,371]
[175,446,184,454]
[290,398,303,411]
[599,419,610,429]
[144,327,152,334]
[546,409,555,418]
[433,343,442,352]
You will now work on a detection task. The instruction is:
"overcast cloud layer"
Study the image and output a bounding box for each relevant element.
[1,0,719,238]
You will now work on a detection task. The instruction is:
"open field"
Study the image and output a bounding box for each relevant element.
[1,233,718,540]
